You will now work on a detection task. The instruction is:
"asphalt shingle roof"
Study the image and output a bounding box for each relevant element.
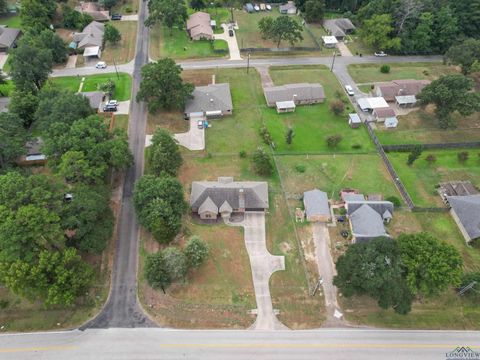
[303,189,330,217]
[0,27,20,48]
[184,83,232,114]
[264,83,325,106]
[447,195,480,240]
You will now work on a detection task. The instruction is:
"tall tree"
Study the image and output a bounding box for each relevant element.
[304,0,326,23]
[147,128,183,177]
[397,233,463,297]
[144,251,171,291]
[8,43,52,93]
[394,0,423,35]
[410,12,433,53]
[359,14,401,51]
[334,237,413,314]
[190,0,206,10]
[145,0,188,33]
[32,30,69,64]
[445,38,480,75]
[252,147,273,176]
[9,90,39,128]
[417,74,480,128]
[104,23,122,45]
[20,0,55,33]
[258,16,304,48]
[432,6,458,53]
[451,0,480,39]
[162,247,188,282]
[136,58,194,113]
[184,236,209,268]
[0,113,27,170]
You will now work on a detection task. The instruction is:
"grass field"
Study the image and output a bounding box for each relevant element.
[347,62,458,84]
[345,35,374,56]
[50,73,132,101]
[113,114,129,132]
[267,66,374,153]
[376,107,480,145]
[0,14,20,28]
[388,149,480,207]
[101,21,137,65]
[112,0,139,14]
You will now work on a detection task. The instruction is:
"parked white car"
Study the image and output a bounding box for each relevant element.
[344,85,355,96]
[266,4,272,10]
[107,100,118,106]
[95,61,107,69]
[254,5,260,11]
[374,51,387,57]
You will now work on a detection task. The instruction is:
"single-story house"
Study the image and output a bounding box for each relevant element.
[80,91,105,111]
[186,12,214,41]
[323,18,355,40]
[384,116,398,128]
[446,194,480,243]
[348,113,361,128]
[395,95,417,108]
[75,2,110,22]
[245,3,254,12]
[357,97,389,112]
[0,26,21,52]
[184,83,233,119]
[73,21,105,50]
[373,106,396,122]
[18,138,47,166]
[321,35,338,48]
[279,1,297,14]
[303,189,331,222]
[264,83,325,107]
[374,79,430,102]
[276,100,295,113]
[190,177,269,220]
[346,200,394,243]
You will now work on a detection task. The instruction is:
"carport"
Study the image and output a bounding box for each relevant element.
[83,46,101,59]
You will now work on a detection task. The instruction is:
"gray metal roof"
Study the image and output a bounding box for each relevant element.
[26,137,44,156]
[303,189,330,217]
[184,83,232,115]
[264,83,325,106]
[343,193,365,202]
[0,27,20,48]
[447,195,480,240]
[349,204,389,240]
[191,177,268,211]
[348,113,361,123]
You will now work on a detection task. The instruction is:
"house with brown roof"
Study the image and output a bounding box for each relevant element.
[264,83,325,108]
[190,177,269,220]
[374,79,430,102]
[187,12,214,41]
[75,2,110,22]
[373,106,396,122]
[0,26,21,52]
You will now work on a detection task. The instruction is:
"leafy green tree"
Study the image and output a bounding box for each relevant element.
[451,0,480,39]
[136,58,194,113]
[9,90,39,128]
[104,23,121,45]
[133,175,187,243]
[258,16,304,48]
[162,247,188,282]
[20,0,55,33]
[61,4,85,29]
[417,74,480,128]
[145,0,188,34]
[252,147,273,176]
[359,14,401,51]
[397,233,463,297]
[0,248,93,307]
[334,237,413,314]
[285,127,295,145]
[61,185,113,254]
[59,150,107,184]
[407,145,422,165]
[8,43,52,93]
[432,6,458,53]
[184,236,209,268]
[326,134,343,148]
[190,0,206,10]
[144,251,171,291]
[304,0,325,23]
[329,99,345,115]
[411,12,433,53]
[0,113,27,170]
[445,38,480,75]
[99,79,116,97]
[101,0,117,10]
[147,128,182,177]
[21,30,69,64]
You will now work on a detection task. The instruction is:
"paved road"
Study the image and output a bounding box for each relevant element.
[1,328,478,360]
[81,0,155,329]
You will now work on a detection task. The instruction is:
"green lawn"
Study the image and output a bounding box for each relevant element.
[101,21,137,65]
[0,80,15,96]
[347,62,458,84]
[0,14,21,28]
[267,65,374,153]
[388,149,480,207]
[113,115,129,132]
[345,35,374,56]
[50,73,132,101]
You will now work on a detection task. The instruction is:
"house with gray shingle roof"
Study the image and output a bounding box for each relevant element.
[79,91,105,111]
[323,18,355,40]
[264,83,325,107]
[303,189,331,222]
[190,177,268,220]
[184,83,233,119]
[73,21,105,50]
[446,195,480,243]
[345,200,394,243]
[0,26,21,52]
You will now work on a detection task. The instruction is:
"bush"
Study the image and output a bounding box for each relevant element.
[239,150,247,158]
[326,134,343,148]
[184,236,209,268]
[125,6,133,13]
[252,147,273,176]
[385,196,401,208]
[295,164,306,173]
[259,126,272,145]
[425,154,437,165]
[162,247,188,282]
[458,151,469,163]
[330,99,345,115]
[407,145,423,165]
[144,252,171,290]
[380,64,390,73]
[351,144,362,149]
[99,79,116,97]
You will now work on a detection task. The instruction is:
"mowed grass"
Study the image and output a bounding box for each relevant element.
[388,149,480,207]
[0,15,21,28]
[50,73,132,101]
[113,114,129,132]
[376,107,480,145]
[101,21,137,65]
[275,154,400,202]
[267,66,374,153]
[347,62,458,84]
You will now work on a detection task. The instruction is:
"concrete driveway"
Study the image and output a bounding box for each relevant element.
[120,14,138,21]
[214,24,242,60]
[0,54,8,70]
[115,100,130,115]
[173,115,205,151]
[236,212,288,330]
[312,222,343,325]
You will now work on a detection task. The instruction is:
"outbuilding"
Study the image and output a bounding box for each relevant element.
[321,36,338,48]
[303,189,331,222]
[83,45,101,58]
[276,100,296,113]
[384,117,398,128]
[357,97,389,112]
[395,95,417,108]
[348,113,361,128]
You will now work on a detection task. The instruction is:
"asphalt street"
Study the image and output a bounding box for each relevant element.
[0,328,478,360]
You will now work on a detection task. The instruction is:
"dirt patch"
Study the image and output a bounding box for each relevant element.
[280,241,292,253]
[182,70,215,86]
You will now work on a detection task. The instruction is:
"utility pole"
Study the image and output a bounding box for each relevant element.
[246,52,250,73]
[330,51,336,72]
[113,58,120,79]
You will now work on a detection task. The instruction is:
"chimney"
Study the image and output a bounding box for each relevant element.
[239,188,245,210]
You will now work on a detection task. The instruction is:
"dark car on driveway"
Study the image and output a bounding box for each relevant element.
[111,14,122,20]
[103,104,118,112]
